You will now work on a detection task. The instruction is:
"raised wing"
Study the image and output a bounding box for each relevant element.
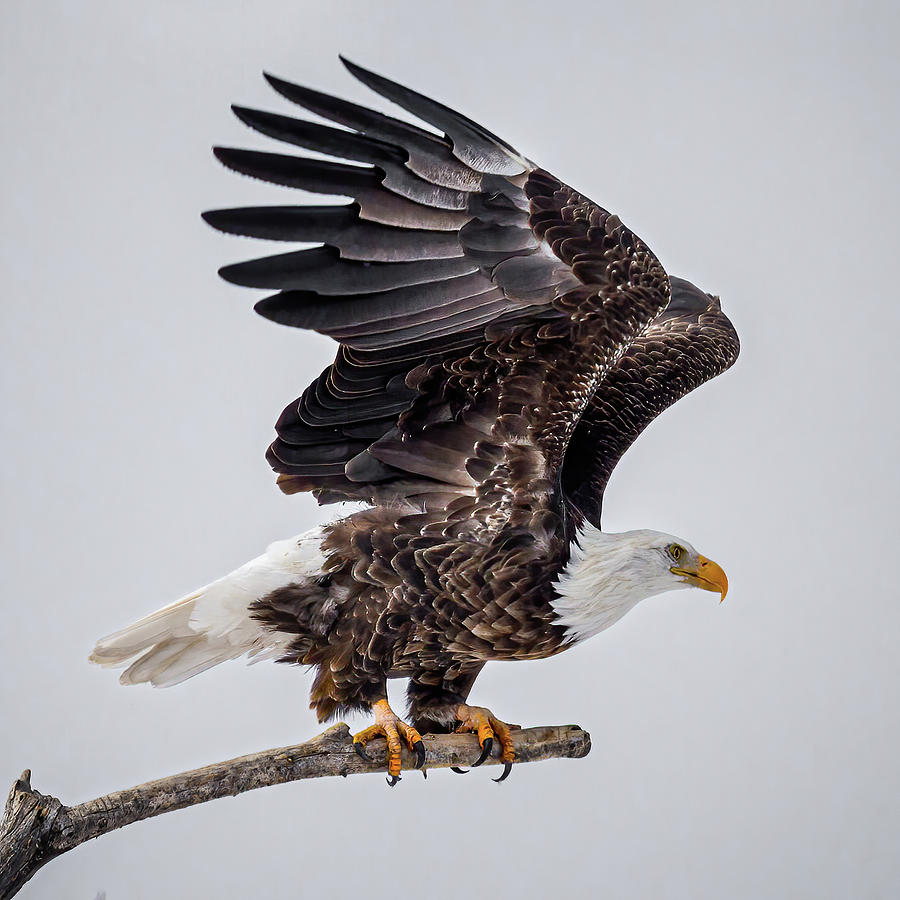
[562,277,740,526]
[204,58,671,513]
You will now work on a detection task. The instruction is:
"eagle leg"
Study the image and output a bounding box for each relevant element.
[352,698,425,784]
[454,704,517,780]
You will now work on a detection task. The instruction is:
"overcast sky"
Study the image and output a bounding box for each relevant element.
[2,2,899,898]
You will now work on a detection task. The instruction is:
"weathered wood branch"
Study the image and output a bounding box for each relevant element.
[0,723,590,899]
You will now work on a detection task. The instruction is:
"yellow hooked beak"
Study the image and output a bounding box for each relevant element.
[671,555,729,602]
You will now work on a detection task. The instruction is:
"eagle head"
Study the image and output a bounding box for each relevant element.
[551,525,728,643]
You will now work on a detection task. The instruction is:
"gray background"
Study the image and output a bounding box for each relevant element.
[2,1,898,898]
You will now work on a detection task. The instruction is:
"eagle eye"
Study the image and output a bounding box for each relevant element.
[668,544,684,562]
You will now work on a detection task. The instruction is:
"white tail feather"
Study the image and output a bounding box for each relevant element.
[90,526,326,687]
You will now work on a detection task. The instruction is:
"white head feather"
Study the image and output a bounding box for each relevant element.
[551,523,706,644]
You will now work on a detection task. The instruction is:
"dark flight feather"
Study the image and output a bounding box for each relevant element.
[202,205,464,261]
[338,57,528,176]
[221,246,477,292]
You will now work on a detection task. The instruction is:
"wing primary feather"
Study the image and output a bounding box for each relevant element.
[222,246,476,292]
[213,146,378,194]
[202,205,357,241]
[339,56,528,176]
[201,205,464,261]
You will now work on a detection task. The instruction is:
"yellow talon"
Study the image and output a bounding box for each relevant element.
[352,699,424,780]
[455,704,516,769]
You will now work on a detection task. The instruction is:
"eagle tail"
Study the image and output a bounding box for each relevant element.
[89,526,327,687]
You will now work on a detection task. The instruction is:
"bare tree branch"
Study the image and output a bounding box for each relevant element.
[0,723,590,898]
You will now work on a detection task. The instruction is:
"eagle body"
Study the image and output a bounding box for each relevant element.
[253,506,570,725]
[91,58,738,769]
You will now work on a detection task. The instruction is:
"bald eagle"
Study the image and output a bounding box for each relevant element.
[91,58,738,783]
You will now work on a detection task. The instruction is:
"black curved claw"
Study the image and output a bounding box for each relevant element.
[385,774,402,787]
[421,769,428,780]
[472,736,493,767]
[413,740,426,770]
[353,741,371,762]
[492,761,513,783]
[450,766,469,775]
